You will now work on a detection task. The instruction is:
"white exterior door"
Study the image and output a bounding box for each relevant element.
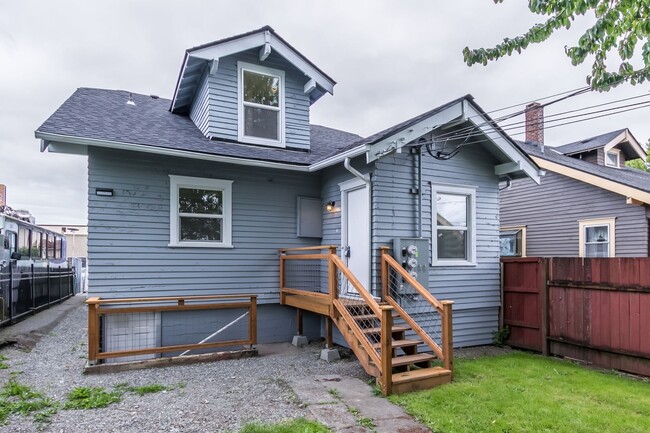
[340,178,370,293]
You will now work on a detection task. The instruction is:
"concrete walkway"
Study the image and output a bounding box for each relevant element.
[290,374,431,433]
[0,294,86,348]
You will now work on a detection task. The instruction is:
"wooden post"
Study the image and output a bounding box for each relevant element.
[328,253,338,316]
[249,296,257,348]
[86,297,100,365]
[380,305,393,396]
[380,247,390,300]
[325,317,333,349]
[441,300,454,376]
[541,258,550,356]
[297,309,303,335]
[279,254,285,292]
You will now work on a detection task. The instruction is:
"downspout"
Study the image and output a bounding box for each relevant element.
[417,146,423,238]
[343,157,374,296]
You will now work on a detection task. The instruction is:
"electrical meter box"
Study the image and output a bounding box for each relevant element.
[392,238,429,292]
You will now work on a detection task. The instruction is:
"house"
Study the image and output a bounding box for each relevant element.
[36,26,540,388]
[500,103,650,258]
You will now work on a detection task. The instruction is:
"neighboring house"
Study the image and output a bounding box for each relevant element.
[36,26,540,350]
[40,224,88,259]
[501,104,650,258]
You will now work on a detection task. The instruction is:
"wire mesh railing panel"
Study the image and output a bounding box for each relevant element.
[336,267,381,356]
[387,269,442,349]
[283,258,326,293]
[101,311,162,364]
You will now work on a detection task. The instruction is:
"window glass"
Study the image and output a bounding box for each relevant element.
[606,151,619,167]
[436,194,467,227]
[243,106,279,140]
[179,188,223,215]
[437,230,467,259]
[55,238,62,259]
[18,228,30,257]
[180,217,223,242]
[31,231,42,258]
[243,71,279,107]
[500,229,523,257]
[584,225,610,257]
[46,234,55,258]
[8,232,17,254]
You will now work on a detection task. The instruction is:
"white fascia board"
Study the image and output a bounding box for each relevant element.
[604,129,646,159]
[463,102,541,184]
[308,145,367,171]
[188,32,334,95]
[35,132,311,172]
[366,101,464,163]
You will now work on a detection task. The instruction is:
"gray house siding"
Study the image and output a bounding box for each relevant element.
[188,48,310,150]
[372,145,502,347]
[501,170,649,256]
[87,147,322,301]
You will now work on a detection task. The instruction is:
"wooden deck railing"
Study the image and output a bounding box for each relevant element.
[86,294,257,365]
[380,248,454,374]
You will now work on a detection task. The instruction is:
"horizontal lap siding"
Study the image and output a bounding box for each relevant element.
[88,148,321,301]
[198,49,310,150]
[372,145,502,346]
[501,171,648,257]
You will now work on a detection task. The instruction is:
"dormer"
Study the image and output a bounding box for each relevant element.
[554,129,646,169]
[170,26,335,151]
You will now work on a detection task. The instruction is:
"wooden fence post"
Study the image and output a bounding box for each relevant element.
[380,305,393,396]
[441,300,454,376]
[86,297,100,365]
[541,258,550,356]
[249,296,257,348]
[328,252,338,317]
[380,247,390,300]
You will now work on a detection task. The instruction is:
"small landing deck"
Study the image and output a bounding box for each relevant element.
[281,289,330,316]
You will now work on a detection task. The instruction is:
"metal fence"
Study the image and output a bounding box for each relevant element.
[0,265,74,326]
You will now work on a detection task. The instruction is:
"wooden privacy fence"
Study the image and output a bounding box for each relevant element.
[86,294,257,365]
[502,257,650,376]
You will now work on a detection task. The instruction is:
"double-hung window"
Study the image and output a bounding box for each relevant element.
[431,184,476,266]
[238,62,285,147]
[578,218,615,257]
[169,175,233,248]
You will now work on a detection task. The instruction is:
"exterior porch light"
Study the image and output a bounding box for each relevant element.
[326,201,336,212]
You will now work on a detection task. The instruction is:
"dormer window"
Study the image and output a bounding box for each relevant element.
[238,62,285,147]
[605,149,620,167]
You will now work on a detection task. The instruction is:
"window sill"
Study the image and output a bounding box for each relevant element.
[431,260,477,267]
[168,242,234,249]
[238,135,286,148]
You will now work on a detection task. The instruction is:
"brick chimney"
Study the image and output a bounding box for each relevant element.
[525,102,544,145]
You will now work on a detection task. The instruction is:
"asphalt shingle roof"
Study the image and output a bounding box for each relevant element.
[553,129,627,155]
[37,88,362,166]
[517,140,650,194]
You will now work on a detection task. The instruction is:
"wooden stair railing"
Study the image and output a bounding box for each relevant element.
[279,245,454,395]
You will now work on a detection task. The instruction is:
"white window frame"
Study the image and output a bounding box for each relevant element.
[237,61,285,148]
[578,217,616,257]
[169,175,233,248]
[431,184,477,266]
[500,226,527,257]
[605,149,621,168]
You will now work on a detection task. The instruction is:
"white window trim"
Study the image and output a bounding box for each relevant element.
[578,217,615,257]
[237,61,286,148]
[431,183,477,266]
[169,175,233,248]
[605,149,621,168]
[500,226,527,257]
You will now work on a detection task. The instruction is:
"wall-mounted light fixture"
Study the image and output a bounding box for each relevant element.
[96,188,114,197]
[326,201,336,212]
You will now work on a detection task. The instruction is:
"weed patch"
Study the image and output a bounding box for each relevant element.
[64,386,122,410]
[238,418,329,433]
[0,379,58,424]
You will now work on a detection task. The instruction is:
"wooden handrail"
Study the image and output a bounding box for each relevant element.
[381,253,444,312]
[331,254,383,318]
[280,245,338,253]
[87,294,257,305]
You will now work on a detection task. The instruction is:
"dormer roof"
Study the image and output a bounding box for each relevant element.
[555,128,646,161]
[170,26,336,114]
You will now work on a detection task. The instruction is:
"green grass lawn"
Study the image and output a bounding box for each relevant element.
[390,351,650,433]
[238,418,329,433]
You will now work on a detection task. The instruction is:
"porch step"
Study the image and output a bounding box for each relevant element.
[362,325,410,335]
[352,314,380,321]
[391,353,436,367]
[372,339,423,350]
[391,367,452,394]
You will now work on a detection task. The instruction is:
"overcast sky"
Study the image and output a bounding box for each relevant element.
[1,1,648,225]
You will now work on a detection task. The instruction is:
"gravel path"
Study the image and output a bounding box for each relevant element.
[0,303,368,433]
